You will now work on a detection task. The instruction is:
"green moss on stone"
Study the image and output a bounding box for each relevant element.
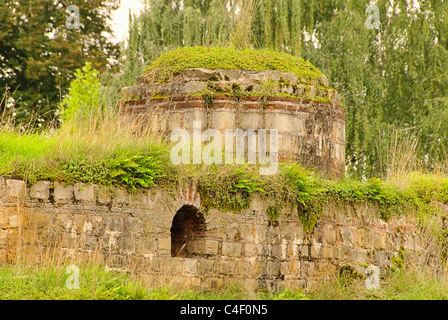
[145,46,329,87]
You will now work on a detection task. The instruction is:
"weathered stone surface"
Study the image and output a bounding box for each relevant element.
[158,237,171,255]
[340,227,354,245]
[309,86,316,99]
[28,212,51,228]
[121,86,140,99]
[374,232,386,249]
[182,68,218,81]
[323,228,336,244]
[145,84,159,96]
[0,177,442,293]
[54,182,73,203]
[114,188,129,205]
[5,180,26,200]
[74,183,95,202]
[30,181,50,200]
[181,81,208,94]
[222,241,242,257]
[184,259,199,275]
[205,239,219,255]
[97,186,111,205]
[218,70,242,81]
[296,85,306,96]
[243,71,269,83]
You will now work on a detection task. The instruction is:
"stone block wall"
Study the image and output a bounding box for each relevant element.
[121,94,345,177]
[120,68,346,177]
[0,177,443,292]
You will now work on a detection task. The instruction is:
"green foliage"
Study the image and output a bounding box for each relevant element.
[106,150,168,190]
[308,266,448,300]
[403,173,448,205]
[61,148,171,190]
[145,46,327,86]
[0,112,175,190]
[0,129,58,184]
[0,263,314,300]
[197,165,265,213]
[301,0,448,178]
[0,0,120,124]
[324,177,407,220]
[61,63,102,122]
[281,164,322,207]
[0,264,148,300]
[277,164,323,229]
[6,262,448,300]
[391,249,405,271]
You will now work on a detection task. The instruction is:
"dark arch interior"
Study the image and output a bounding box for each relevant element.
[170,205,207,258]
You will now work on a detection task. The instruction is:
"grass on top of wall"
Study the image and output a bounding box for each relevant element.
[0,112,174,189]
[145,46,328,88]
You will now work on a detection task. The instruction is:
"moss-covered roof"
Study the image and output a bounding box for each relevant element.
[145,46,330,88]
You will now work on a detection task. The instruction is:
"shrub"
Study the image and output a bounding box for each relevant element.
[61,62,102,122]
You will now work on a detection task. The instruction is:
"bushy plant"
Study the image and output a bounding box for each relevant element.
[61,147,171,190]
[61,63,102,122]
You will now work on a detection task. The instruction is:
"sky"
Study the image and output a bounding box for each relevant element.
[110,0,145,43]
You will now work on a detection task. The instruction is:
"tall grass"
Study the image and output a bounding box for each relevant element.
[372,125,448,180]
[307,267,448,300]
[0,263,151,300]
[1,261,448,300]
[0,262,307,300]
[231,0,259,49]
[0,107,172,186]
[374,125,422,180]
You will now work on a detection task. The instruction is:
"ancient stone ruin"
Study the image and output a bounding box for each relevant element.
[0,178,443,292]
[120,67,346,177]
[1,51,443,294]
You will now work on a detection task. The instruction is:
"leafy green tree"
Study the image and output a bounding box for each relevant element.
[0,0,120,124]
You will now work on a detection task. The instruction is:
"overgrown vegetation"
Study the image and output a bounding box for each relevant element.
[145,46,327,87]
[308,266,448,300]
[122,0,448,180]
[0,264,148,300]
[60,62,104,123]
[1,110,448,226]
[2,0,448,302]
[0,262,309,300]
[0,110,175,188]
[1,261,448,300]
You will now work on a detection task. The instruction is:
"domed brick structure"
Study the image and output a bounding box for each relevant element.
[120,47,345,177]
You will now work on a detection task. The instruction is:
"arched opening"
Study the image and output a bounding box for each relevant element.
[170,205,207,258]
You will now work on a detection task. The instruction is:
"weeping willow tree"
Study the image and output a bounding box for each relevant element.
[122,0,239,85]
[122,0,327,85]
[302,0,448,177]
[118,0,448,178]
